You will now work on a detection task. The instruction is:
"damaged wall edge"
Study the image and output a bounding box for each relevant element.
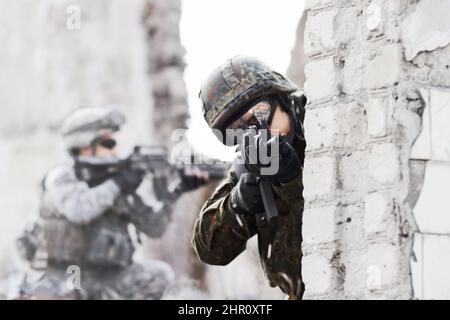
[292,0,450,299]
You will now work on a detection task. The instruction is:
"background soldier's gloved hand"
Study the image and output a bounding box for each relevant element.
[176,168,209,193]
[269,136,301,184]
[230,173,264,214]
[112,168,145,194]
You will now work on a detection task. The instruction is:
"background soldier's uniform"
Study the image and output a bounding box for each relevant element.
[16,106,175,300]
[32,164,174,299]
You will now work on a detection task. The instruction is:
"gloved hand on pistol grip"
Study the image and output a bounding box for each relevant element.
[112,168,145,194]
[230,173,264,215]
[268,136,301,184]
[241,128,271,177]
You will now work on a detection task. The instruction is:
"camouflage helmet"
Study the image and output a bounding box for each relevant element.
[61,106,125,150]
[199,56,297,131]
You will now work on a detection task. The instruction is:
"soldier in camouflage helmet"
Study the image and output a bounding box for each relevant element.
[192,56,307,299]
[17,106,202,299]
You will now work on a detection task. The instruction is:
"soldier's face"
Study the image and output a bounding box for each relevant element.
[269,106,291,135]
[228,104,291,135]
[79,133,117,158]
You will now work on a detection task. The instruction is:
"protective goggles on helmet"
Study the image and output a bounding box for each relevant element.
[225,96,279,130]
[94,138,117,149]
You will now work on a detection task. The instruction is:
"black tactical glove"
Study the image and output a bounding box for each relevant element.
[240,127,267,177]
[230,173,264,214]
[175,168,209,193]
[240,128,301,183]
[268,136,301,184]
[112,168,145,194]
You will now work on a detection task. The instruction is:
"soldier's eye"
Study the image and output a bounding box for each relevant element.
[226,99,274,130]
[98,138,117,149]
[245,115,259,126]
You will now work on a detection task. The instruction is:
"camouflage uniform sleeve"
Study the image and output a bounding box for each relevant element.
[191,170,258,265]
[44,165,120,224]
[272,172,304,206]
[271,171,305,299]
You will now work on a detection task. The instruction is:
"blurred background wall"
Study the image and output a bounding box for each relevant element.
[0,0,215,298]
[0,0,154,276]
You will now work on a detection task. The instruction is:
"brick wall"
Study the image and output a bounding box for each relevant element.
[297,0,431,299]
[403,0,450,300]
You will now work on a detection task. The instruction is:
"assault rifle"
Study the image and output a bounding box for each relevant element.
[75,145,229,199]
[113,145,230,199]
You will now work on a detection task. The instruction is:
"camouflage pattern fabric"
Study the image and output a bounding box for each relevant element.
[199,56,297,131]
[61,106,125,150]
[23,164,173,299]
[31,261,174,300]
[192,127,305,299]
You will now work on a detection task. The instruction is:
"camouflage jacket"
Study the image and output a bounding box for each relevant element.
[34,164,171,268]
[192,128,306,298]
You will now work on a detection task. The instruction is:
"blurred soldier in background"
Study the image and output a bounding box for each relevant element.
[16,106,207,299]
[192,56,307,299]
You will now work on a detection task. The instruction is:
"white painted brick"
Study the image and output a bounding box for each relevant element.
[339,205,365,244]
[343,250,368,297]
[340,151,367,192]
[411,233,450,299]
[304,105,336,150]
[429,88,450,161]
[367,45,401,88]
[410,88,431,160]
[366,96,391,138]
[364,192,392,234]
[303,253,333,295]
[368,143,400,185]
[413,161,450,234]
[303,205,337,244]
[303,156,336,198]
[400,0,450,61]
[382,0,410,16]
[305,0,358,10]
[363,1,385,40]
[336,102,367,147]
[411,88,450,161]
[367,243,397,290]
[365,2,383,32]
[304,9,338,55]
[304,0,333,10]
[343,53,365,95]
[335,6,360,44]
[410,233,424,299]
[305,102,364,151]
[304,57,339,102]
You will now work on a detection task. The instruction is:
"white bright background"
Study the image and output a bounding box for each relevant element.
[180,0,305,161]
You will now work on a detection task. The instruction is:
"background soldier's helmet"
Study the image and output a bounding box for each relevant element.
[61,106,125,151]
[199,56,298,132]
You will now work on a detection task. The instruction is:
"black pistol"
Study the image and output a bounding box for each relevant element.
[235,120,279,221]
